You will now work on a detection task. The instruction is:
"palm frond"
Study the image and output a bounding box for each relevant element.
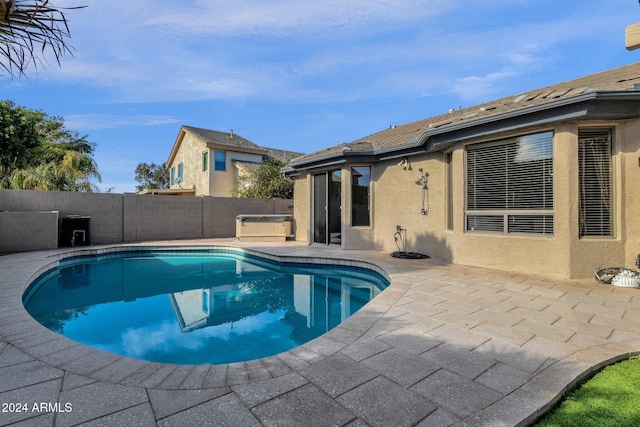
[0,0,86,77]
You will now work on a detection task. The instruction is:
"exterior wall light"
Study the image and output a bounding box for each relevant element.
[397,157,411,170]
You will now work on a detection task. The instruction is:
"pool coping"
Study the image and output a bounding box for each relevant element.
[2,241,640,426]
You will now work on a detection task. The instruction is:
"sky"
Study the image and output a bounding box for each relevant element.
[2,0,640,193]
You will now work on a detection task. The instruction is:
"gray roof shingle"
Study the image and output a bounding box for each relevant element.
[180,126,302,162]
[183,126,265,151]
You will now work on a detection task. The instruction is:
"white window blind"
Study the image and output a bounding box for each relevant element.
[466,131,554,235]
[578,129,612,237]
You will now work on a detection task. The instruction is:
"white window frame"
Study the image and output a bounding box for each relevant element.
[177,162,184,183]
[578,128,614,238]
[202,151,209,172]
[445,151,454,231]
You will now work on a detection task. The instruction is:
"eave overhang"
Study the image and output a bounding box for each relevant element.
[206,142,268,156]
[167,128,187,166]
[418,90,640,153]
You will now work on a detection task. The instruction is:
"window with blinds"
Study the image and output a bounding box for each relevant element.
[466,131,554,235]
[578,129,613,237]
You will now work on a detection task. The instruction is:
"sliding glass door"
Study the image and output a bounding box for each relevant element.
[313,170,341,244]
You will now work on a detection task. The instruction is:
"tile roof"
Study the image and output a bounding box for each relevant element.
[183,126,303,161]
[263,147,302,163]
[183,126,265,151]
[290,62,640,166]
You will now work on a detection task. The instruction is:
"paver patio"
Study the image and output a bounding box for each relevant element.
[1,240,639,426]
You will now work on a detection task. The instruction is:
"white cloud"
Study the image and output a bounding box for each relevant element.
[453,70,519,102]
[120,320,203,357]
[117,310,286,359]
[8,0,634,107]
[64,114,183,130]
[136,0,456,37]
[29,1,461,101]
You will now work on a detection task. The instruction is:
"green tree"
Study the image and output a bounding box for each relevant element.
[0,100,100,191]
[0,100,43,181]
[234,157,294,199]
[0,1,85,77]
[134,162,169,192]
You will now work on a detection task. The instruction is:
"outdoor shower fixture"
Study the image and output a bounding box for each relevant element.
[415,168,427,188]
[416,168,429,215]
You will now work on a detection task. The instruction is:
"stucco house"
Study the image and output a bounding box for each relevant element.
[284,62,640,279]
[166,126,300,197]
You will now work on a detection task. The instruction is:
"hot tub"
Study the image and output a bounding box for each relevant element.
[236,214,293,242]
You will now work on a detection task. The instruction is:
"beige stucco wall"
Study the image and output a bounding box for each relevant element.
[168,132,209,195]
[621,119,640,271]
[292,173,310,243]
[370,155,445,255]
[292,117,640,279]
[208,150,263,198]
[565,123,624,278]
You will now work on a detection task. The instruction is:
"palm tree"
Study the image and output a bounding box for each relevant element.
[0,1,84,77]
[6,151,100,191]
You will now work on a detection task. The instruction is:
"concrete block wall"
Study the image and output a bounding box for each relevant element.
[0,189,291,251]
[124,193,204,242]
[274,198,295,214]
[0,211,58,252]
[0,190,123,245]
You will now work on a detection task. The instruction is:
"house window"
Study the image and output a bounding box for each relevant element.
[446,152,453,230]
[202,151,209,172]
[466,131,554,235]
[579,128,613,237]
[351,166,370,226]
[215,151,226,171]
[177,162,184,183]
[170,167,176,185]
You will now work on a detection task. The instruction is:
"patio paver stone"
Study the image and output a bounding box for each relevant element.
[1,240,640,426]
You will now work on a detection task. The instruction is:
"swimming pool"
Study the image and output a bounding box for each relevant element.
[23,249,388,365]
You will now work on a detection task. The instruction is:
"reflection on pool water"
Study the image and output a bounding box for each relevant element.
[23,250,389,365]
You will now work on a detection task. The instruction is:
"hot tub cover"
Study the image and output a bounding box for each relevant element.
[236,214,292,222]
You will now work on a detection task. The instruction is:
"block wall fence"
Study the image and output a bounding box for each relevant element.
[0,189,293,252]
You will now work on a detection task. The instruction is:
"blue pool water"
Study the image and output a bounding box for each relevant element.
[23,250,388,365]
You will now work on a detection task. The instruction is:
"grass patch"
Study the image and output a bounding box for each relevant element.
[535,357,640,427]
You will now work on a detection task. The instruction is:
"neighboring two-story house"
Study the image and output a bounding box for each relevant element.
[165,126,299,197]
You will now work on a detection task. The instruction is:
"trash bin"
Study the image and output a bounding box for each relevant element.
[61,215,91,247]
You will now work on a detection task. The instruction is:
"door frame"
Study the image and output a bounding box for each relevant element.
[312,169,341,245]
